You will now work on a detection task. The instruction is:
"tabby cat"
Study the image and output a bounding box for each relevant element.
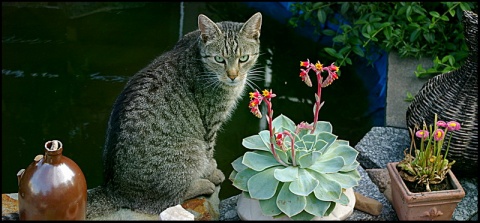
[86,12,262,218]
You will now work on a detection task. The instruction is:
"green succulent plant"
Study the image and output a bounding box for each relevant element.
[229,59,361,220]
[230,115,360,220]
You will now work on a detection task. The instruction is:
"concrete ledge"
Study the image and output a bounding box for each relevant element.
[386,51,431,128]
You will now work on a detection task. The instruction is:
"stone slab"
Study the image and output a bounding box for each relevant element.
[386,51,431,128]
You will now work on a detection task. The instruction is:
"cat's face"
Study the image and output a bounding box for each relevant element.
[198,13,262,88]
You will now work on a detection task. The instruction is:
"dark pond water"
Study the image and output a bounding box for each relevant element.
[2,2,378,200]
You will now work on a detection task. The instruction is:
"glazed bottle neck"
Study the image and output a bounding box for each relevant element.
[43,147,63,164]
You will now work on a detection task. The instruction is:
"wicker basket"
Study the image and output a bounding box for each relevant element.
[406,11,478,175]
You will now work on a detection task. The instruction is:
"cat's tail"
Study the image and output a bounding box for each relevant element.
[86,185,119,219]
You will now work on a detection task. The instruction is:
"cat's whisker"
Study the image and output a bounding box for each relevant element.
[245,78,261,91]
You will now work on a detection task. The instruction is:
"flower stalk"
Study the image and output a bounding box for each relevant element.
[299,59,339,134]
[247,59,339,167]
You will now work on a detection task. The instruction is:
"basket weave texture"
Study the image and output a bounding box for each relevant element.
[406,10,478,175]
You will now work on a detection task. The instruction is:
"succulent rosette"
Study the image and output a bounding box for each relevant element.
[229,59,360,220]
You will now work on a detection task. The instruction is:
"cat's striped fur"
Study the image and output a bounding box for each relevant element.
[86,13,262,218]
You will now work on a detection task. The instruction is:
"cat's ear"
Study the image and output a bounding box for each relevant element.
[240,12,262,40]
[198,14,222,43]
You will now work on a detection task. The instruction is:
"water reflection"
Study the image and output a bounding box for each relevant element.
[2,2,373,201]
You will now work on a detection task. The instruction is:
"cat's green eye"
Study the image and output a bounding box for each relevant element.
[214,56,225,63]
[239,55,249,63]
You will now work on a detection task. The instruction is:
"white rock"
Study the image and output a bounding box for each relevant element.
[159,204,194,221]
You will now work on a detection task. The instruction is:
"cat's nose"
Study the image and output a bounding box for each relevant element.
[227,69,238,81]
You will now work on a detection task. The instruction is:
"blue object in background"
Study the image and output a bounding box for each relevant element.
[243,2,387,126]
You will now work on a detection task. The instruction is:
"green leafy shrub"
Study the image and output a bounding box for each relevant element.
[288,2,477,78]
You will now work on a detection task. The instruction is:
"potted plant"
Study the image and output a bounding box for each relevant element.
[387,114,466,220]
[229,59,361,220]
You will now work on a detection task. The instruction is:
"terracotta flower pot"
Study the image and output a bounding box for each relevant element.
[387,162,465,220]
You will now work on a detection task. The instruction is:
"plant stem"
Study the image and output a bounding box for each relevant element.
[310,71,322,134]
[265,99,288,167]
[282,130,296,166]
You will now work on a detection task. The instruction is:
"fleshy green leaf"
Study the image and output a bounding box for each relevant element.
[304,193,331,217]
[331,139,350,147]
[289,169,319,196]
[277,182,307,217]
[308,170,342,201]
[231,155,247,172]
[340,160,360,172]
[275,147,290,165]
[242,131,270,151]
[272,114,296,133]
[248,167,282,200]
[295,140,307,149]
[316,132,337,151]
[308,156,345,173]
[242,151,281,171]
[259,130,273,148]
[258,183,283,216]
[322,145,358,165]
[312,121,332,133]
[322,170,361,189]
[313,139,327,151]
[274,166,298,182]
[228,169,237,182]
[324,202,336,216]
[232,168,258,191]
[302,134,317,150]
[334,190,350,206]
[298,151,322,168]
[289,210,315,221]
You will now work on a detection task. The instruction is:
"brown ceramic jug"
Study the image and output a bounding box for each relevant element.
[17,140,87,220]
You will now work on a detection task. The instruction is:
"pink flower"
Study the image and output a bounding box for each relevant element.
[447,121,461,131]
[262,89,276,99]
[249,97,261,108]
[248,91,263,119]
[250,106,262,118]
[314,61,323,71]
[436,120,447,128]
[433,129,445,141]
[328,63,339,72]
[249,90,262,100]
[275,133,284,147]
[415,130,429,139]
[321,69,339,87]
[299,69,312,87]
[300,59,310,68]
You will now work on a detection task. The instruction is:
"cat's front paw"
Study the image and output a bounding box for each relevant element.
[183,179,216,200]
[208,168,225,185]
